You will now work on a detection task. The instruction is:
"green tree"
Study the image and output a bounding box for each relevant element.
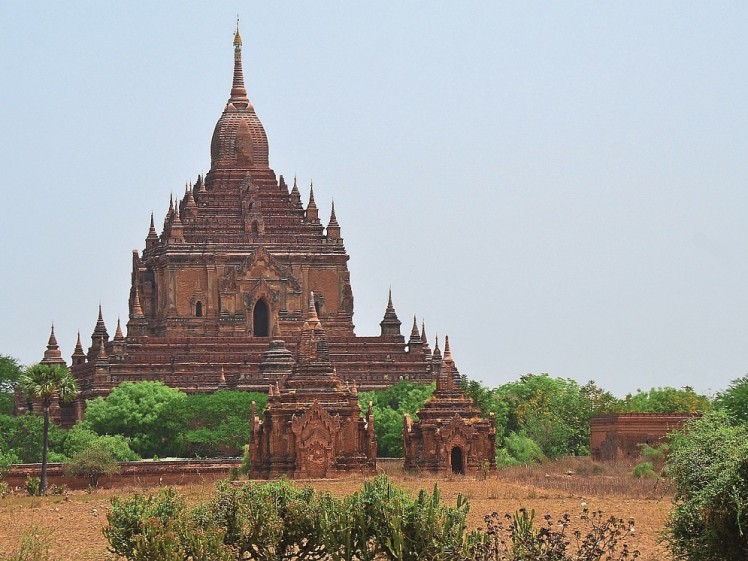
[85,381,185,457]
[714,374,748,423]
[0,354,22,393]
[496,374,591,458]
[358,381,434,457]
[65,446,120,487]
[665,411,748,560]
[17,363,79,494]
[0,413,66,463]
[618,386,710,413]
[63,422,139,461]
[156,390,268,457]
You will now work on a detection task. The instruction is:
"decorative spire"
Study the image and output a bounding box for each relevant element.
[114,318,125,342]
[48,323,58,347]
[146,212,158,247]
[72,330,86,365]
[91,304,109,344]
[185,184,197,213]
[41,323,65,365]
[306,181,319,223]
[433,335,442,361]
[408,315,422,347]
[229,18,250,107]
[290,176,303,210]
[234,16,242,46]
[197,173,207,196]
[379,288,402,336]
[421,321,428,345]
[305,292,321,328]
[96,336,108,362]
[326,200,341,239]
[132,285,145,318]
[443,335,453,362]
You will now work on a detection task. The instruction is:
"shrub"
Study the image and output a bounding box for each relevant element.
[632,462,656,479]
[25,477,40,496]
[63,423,139,461]
[460,507,639,561]
[65,447,120,487]
[105,475,470,561]
[497,432,545,467]
[664,411,748,560]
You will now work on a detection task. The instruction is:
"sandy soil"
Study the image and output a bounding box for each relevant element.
[0,464,671,560]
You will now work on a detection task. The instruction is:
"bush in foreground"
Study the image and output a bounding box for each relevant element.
[665,411,748,560]
[104,475,636,561]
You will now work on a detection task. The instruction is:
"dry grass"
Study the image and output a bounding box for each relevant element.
[0,458,672,561]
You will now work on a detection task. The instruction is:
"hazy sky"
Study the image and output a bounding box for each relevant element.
[1,2,747,397]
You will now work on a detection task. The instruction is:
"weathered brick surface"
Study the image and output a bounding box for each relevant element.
[590,413,698,461]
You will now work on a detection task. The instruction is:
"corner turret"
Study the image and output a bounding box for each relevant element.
[379,289,402,336]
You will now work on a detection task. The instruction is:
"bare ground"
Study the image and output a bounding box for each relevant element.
[0,458,672,561]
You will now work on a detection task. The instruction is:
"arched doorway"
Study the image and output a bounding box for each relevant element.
[195,301,203,317]
[451,446,464,475]
[253,299,270,337]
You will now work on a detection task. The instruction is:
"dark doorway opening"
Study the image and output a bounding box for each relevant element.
[451,446,464,475]
[253,299,269,337]
[195,301,203,317]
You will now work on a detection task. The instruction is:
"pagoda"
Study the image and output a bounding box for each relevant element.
[250,294,376,478]
[403,337,496,475]
[26,24,441,426]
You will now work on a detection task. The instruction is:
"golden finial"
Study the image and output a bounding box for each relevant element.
[234,16,242,47]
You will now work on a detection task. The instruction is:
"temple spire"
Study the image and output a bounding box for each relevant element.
[326,200,341,239]
[229,19,250,107]
[290,176,303,210]
[114,318,125,342]
[91,304,109,345]
[71,330,86,366]
[443,335,452,362]
[306,182,319,223]
[380,288,402,336]
[131,285,145,318]
[41,323,65,365]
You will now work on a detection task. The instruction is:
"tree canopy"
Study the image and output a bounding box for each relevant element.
[85,381,185,457]
[714,374,748,423]
[0,354,22,393]
[358,381,434,457]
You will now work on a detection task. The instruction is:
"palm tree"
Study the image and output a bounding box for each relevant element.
[18,363,79,494]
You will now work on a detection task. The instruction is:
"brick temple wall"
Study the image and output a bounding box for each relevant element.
[590,413,698,461]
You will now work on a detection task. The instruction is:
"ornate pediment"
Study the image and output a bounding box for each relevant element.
[439,413,476,445]
[218,246,301,293]
[291,400,342,439]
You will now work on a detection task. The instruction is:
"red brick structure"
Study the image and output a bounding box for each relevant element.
[249,295,376,478]
[27,26,443,425]
[403,337,496,475]
[590,413,698,461]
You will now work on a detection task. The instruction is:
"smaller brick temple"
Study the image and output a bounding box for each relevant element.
[590,413,698,461]
[249,294,376,478]
[403,337,496,475]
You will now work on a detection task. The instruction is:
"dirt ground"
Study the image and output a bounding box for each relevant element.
[0,459,672,560]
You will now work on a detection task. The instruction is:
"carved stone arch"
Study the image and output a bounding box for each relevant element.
[190,292,206,318]
[244,279,280,337]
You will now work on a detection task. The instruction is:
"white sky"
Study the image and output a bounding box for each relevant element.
[1,2,747,397]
